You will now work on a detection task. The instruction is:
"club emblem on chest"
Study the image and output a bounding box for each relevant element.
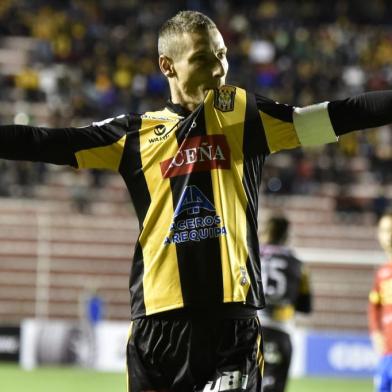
[214,86,236,112]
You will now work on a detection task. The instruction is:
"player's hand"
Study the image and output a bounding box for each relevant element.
[371,331,385,355]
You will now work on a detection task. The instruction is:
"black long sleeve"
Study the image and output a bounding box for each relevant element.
[0,125,78,166]
[0,115,131,167]
[329,90,392,136]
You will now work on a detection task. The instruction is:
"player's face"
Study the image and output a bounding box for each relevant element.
[378,216,392,253]
[172,28,228,104]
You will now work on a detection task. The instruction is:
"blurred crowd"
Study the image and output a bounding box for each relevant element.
[0,0,391,215]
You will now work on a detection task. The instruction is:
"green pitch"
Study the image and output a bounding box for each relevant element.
[0,364,125,392]
[0,363,373,392]
[288,376,373,392]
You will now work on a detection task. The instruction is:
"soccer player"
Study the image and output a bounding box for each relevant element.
[1,9,392,392]
[369,212,392,392]
[258,215,312,392]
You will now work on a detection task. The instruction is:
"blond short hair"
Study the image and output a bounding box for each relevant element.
[158,10,216,58]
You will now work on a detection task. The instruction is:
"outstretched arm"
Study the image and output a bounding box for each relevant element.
[256,90,392,154]
[0,114,132,170]
[293,90,392,146]
[0,124,79,166]
[329,91,392,136]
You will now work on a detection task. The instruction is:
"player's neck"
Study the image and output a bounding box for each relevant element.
[169,86,205,112]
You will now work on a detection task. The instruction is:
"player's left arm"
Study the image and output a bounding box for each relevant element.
[293,90,392,146]
[256,90,392,153]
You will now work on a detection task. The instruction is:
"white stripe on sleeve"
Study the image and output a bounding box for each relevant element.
[293,102,338,146]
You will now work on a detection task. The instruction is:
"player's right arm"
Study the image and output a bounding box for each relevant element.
[0,114,133,170]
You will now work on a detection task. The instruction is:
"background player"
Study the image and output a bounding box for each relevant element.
[258,215,312,392]
[369,212,392,392]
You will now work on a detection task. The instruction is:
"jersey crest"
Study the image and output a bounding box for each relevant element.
[214,86,236,112]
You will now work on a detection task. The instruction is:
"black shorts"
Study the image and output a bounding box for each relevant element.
[126,312,263,391]
[261,327,292,392]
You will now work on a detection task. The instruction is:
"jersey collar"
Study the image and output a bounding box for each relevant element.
[165,99,192,117]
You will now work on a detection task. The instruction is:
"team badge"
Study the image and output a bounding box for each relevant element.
[214,85,236,112]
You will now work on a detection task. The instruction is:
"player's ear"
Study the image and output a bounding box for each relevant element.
[159,55,175,78]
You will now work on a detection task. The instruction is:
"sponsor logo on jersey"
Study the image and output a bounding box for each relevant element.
[164,185,227,245]
[214,85,236,112]
[173,184,215,217]
[154,124,166,136]
[160,135,230,178]
[148,124,174,144]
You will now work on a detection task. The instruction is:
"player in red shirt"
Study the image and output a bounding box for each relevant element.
[369,212,392,392]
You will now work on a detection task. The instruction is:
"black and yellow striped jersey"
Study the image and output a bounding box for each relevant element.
[1,86,392,319]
